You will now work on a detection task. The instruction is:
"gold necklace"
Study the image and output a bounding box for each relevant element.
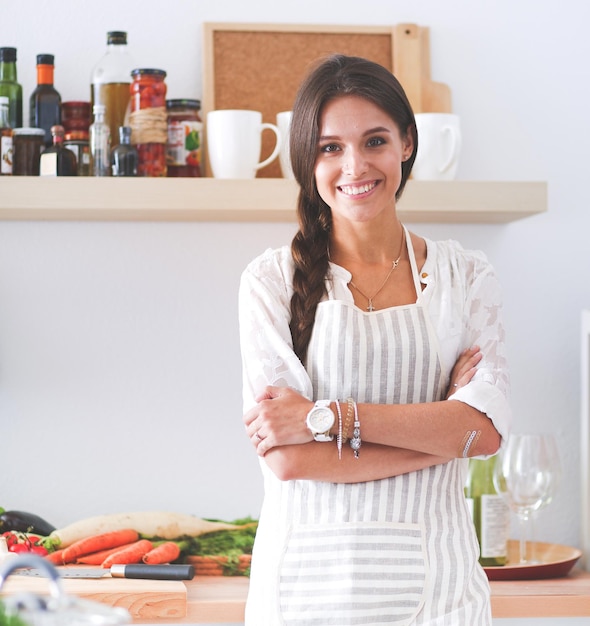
[349,227,406,312]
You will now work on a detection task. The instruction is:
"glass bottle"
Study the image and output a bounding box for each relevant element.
[111,126,137,176]
[0,96,13,175]
[40,125,77,176]
[29,54,61,147]
[91,31,134,148]
[89,104,111,176]
[464,455,510,567]
[0,47,23,128]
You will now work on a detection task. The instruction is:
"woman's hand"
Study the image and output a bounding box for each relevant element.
[445,345,482,399]
[243,386,314,456]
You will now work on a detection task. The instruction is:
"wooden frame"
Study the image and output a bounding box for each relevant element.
[582,309,590,570]
[202,22,451,177]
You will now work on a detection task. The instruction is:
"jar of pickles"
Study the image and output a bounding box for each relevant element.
[129,68,167,176]
[166,99,202,177]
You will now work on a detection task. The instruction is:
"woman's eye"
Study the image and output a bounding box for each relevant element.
[320,143,340,153]
[367,136,386,147]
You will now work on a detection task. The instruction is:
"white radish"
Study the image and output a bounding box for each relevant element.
[47,511,256,548]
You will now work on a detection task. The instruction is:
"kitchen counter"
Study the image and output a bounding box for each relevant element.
[133,570,590,623]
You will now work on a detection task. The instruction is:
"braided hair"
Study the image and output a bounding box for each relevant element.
[288,54,418,363]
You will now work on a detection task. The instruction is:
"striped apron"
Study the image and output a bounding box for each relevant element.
[245,232,491,625]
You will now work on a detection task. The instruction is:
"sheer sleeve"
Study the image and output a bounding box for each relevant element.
[238,247,313,413]
[443,245,512,446]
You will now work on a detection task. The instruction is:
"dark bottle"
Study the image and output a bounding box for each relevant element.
[111,126,137,176]
[30,54,61,147]
[0,47,23,128]
[0,95,13,175]
[39,125,77,176]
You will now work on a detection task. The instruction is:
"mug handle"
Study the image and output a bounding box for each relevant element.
[255,123,282,171]
[439,125,462,174]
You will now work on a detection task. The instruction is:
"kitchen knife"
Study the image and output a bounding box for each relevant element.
[15,563,195,580]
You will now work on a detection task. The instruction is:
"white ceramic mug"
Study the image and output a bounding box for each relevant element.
[206,109,281,179]
[276,111,294,179]
[412,113,462,181]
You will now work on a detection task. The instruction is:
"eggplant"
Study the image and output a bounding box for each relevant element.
[0,509,56,536]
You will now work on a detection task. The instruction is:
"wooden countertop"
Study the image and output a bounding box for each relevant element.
[133,570,590,623]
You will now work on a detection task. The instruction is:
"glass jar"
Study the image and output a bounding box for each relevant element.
[61,100,91,133]
[166,98,202,177]
[12,127,45,175]
[64,130,90,176]
[129,68,167,176]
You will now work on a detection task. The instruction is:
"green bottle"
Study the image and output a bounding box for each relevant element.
[0,47,23,129]
[464,455,509,566]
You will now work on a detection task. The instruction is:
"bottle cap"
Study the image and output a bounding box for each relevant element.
[131,68,166,79]
[36,54,55,66]
[0,47,17,62]
[107,31,127,45]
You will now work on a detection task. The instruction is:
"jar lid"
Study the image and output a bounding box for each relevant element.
[131,68,166,79]
[166,99,201,110]
[36,54,54,66]
[13,127,45,136]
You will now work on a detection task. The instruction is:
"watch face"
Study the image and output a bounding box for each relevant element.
[309,407,334,432]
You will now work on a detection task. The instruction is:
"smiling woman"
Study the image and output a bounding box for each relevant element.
[238,54,511,625]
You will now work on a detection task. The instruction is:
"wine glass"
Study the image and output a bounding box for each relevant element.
[493,433,561,564]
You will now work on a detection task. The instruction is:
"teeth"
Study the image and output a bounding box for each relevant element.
[340,182,376,195]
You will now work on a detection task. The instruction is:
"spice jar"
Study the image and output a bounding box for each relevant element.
[12,127,45,175]
[129,68,167,176]
[64,130,90,176]
[61,100,91,133]
[166,99,202,177]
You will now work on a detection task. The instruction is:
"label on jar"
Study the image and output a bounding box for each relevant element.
[166,120,202,167]
[1,136,13,174]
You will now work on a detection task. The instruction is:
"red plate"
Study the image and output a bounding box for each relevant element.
[484,540,582,581]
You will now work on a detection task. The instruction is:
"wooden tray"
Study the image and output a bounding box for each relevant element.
[201,22,451,177]
[484,540,582,581]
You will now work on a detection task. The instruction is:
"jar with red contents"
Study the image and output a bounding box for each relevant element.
[166,99,202,177]
[129,68,167,176]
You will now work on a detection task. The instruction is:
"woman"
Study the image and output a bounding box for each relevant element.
[239,55,511,625]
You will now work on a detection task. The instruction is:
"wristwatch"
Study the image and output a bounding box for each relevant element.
[306,400,335,442]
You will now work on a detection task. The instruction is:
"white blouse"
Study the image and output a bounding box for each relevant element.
[239,235,511,444]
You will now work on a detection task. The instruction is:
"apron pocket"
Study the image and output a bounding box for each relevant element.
[278,521,428,625]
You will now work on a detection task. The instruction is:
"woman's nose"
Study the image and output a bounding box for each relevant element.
[342,149,368,177]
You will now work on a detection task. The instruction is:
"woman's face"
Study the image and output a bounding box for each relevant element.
[314,95,413,226]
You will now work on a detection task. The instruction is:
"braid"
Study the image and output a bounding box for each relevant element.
[289,195,331,364]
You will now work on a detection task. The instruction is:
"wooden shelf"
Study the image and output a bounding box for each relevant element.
[0,177,546,223]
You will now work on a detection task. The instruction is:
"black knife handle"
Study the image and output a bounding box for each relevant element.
[112,564,195,580]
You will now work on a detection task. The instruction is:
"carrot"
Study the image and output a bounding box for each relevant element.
[142,541,181,564]
[61,528,139,563]
[102,539,153,568]
[45,548,69,565]
[76,542,138,565]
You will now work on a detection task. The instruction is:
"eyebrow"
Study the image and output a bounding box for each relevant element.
[318,126,393,141]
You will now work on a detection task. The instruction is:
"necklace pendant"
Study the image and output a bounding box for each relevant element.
[367,300,374,312]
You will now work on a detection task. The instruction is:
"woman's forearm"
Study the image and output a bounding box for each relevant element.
[263,440,450,483]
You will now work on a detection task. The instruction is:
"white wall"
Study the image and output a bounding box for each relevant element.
[1,0,588,556]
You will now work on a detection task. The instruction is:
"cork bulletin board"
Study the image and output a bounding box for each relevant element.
[202,23,451,178]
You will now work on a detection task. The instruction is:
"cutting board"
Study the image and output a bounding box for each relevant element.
[0,575,187,620]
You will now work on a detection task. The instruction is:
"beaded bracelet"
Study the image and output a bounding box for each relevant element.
[335,400,343,459]
[349,400,361,459]
[343,397,355,443]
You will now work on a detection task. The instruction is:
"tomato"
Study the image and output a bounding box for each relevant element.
[3,531,18,547]
[9,543,30,553]
[30,545,48,556]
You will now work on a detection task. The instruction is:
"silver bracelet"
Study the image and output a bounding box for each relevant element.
[349,400,361,459]
[335,400,343,459]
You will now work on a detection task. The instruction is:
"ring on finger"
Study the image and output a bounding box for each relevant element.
[255,431,263,441]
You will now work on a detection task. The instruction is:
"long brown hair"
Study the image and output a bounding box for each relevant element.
[288,54,418,363]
